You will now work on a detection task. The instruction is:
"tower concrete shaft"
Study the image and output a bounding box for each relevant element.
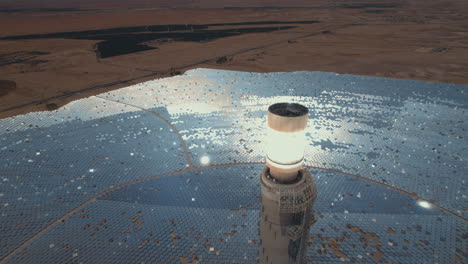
[259,167,317,264]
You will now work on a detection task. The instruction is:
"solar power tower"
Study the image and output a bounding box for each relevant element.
[260,103,318,264]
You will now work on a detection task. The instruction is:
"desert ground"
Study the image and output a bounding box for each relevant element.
[0,0,467,118]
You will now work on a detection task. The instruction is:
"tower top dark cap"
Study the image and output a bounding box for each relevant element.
[268,103,308,117]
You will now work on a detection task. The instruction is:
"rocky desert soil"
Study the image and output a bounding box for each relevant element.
[0,0,467,118]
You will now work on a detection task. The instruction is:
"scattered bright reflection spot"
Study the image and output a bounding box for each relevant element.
[417,200,432,209]
[200,156,210,165]
[191,198,196,202]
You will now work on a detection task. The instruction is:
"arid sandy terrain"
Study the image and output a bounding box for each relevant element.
[0,0,467,118]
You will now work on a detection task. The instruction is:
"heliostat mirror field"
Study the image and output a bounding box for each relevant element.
[0,69,466,263]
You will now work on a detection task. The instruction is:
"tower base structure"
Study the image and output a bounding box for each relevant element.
[259,167,317,264]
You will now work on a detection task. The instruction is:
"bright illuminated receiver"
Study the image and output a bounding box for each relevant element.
[266,103,309,182]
